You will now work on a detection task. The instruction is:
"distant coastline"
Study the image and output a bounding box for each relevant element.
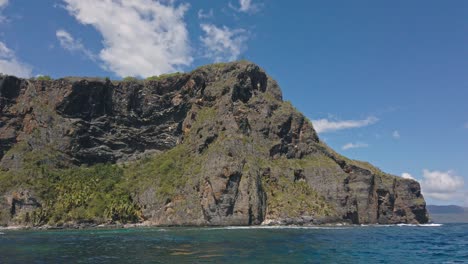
[427,205,468,223]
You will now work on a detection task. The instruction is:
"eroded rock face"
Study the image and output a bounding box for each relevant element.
[0,190,41,225]
[0,62,428,226]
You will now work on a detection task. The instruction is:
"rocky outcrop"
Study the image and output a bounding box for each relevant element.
[0,62,428,227]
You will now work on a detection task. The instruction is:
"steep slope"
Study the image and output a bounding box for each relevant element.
[0,61,428,227]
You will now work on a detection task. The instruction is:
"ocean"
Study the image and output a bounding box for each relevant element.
[0,224,466,263]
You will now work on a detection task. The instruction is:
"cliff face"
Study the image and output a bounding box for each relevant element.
[0,61,428,227]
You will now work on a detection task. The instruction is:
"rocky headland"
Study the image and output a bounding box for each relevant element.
[0,61,428,228]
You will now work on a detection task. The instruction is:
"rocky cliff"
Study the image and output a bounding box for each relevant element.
[0,61,428,227]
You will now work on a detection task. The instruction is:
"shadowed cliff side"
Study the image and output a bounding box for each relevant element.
[0,61,428,227]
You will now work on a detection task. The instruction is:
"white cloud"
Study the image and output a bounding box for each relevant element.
[0,41,32,77]
[200,23,248,62]
[239,0,253,12]
[62,0,192,78]
[312,116,378,134]
[56,29,96,61]
[0,0,9,23]
[392,130,400,139]
[420,169,465,201]
[401,172,415,180]
[342,142,369,150]
[230,0,260,13]
[198,8,213,19]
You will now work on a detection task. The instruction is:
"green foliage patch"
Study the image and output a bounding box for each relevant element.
[122,76,138,82]
[145,72,183,82]
[262,175,335,218]
[0,164,141,226]
[36,75,52,81]
[124,143,201,201]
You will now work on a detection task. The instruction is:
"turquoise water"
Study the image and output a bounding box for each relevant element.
[1,224,467,263]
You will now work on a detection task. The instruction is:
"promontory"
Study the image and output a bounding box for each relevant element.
[0,61,428,227]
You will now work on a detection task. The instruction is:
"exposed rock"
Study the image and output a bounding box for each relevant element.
[0,189,42,226]
[0,61,428,227]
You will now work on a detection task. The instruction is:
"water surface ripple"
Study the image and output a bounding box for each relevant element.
[1,223,466,263]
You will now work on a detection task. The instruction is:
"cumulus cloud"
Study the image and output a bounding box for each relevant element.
[200,23,248,62]
[56,29,96,61]
[0,41,32,77]
[392,130,400,139]
[312,116,378,134]
[198,8,213,19]
[420,169,465,201]
[401,172,415,180]
[342,142,369,150]
[62,0,192,78]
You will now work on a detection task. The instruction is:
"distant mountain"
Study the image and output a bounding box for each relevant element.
[427,205,466,214]
[427,205,468,223]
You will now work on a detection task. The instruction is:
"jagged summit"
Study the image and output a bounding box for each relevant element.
[0,61,428,227]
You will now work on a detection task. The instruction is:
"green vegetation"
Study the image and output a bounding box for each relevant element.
[0,163,141,226]
[194,62,228,72]
[122,76,138,82]
[0,106,218,226]
[262,175,335,218]
[36,75,52,81]
[124,143,201,201]
[194,60,252,72]
[0,140,205,226]
[253,153,340,219]
[145,72,183,82]
[145,76,159,81]
[45,165,141,224]
[208,62,228,69]
[269,155,339,171]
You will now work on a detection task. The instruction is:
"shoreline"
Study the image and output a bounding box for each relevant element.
[0,222,442,231]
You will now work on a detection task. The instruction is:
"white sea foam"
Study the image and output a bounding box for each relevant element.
[359,223,443,227]
[0,226,24,230]
[187,225,351,231]
[182,223,444,231]
[396,223,442,227]
[358,223,443,228]
[421,223,443,227]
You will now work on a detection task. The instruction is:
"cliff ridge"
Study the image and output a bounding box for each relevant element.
[0,61,428,227]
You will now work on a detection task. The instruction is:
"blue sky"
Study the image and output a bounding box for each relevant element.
[0,0,467,206]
